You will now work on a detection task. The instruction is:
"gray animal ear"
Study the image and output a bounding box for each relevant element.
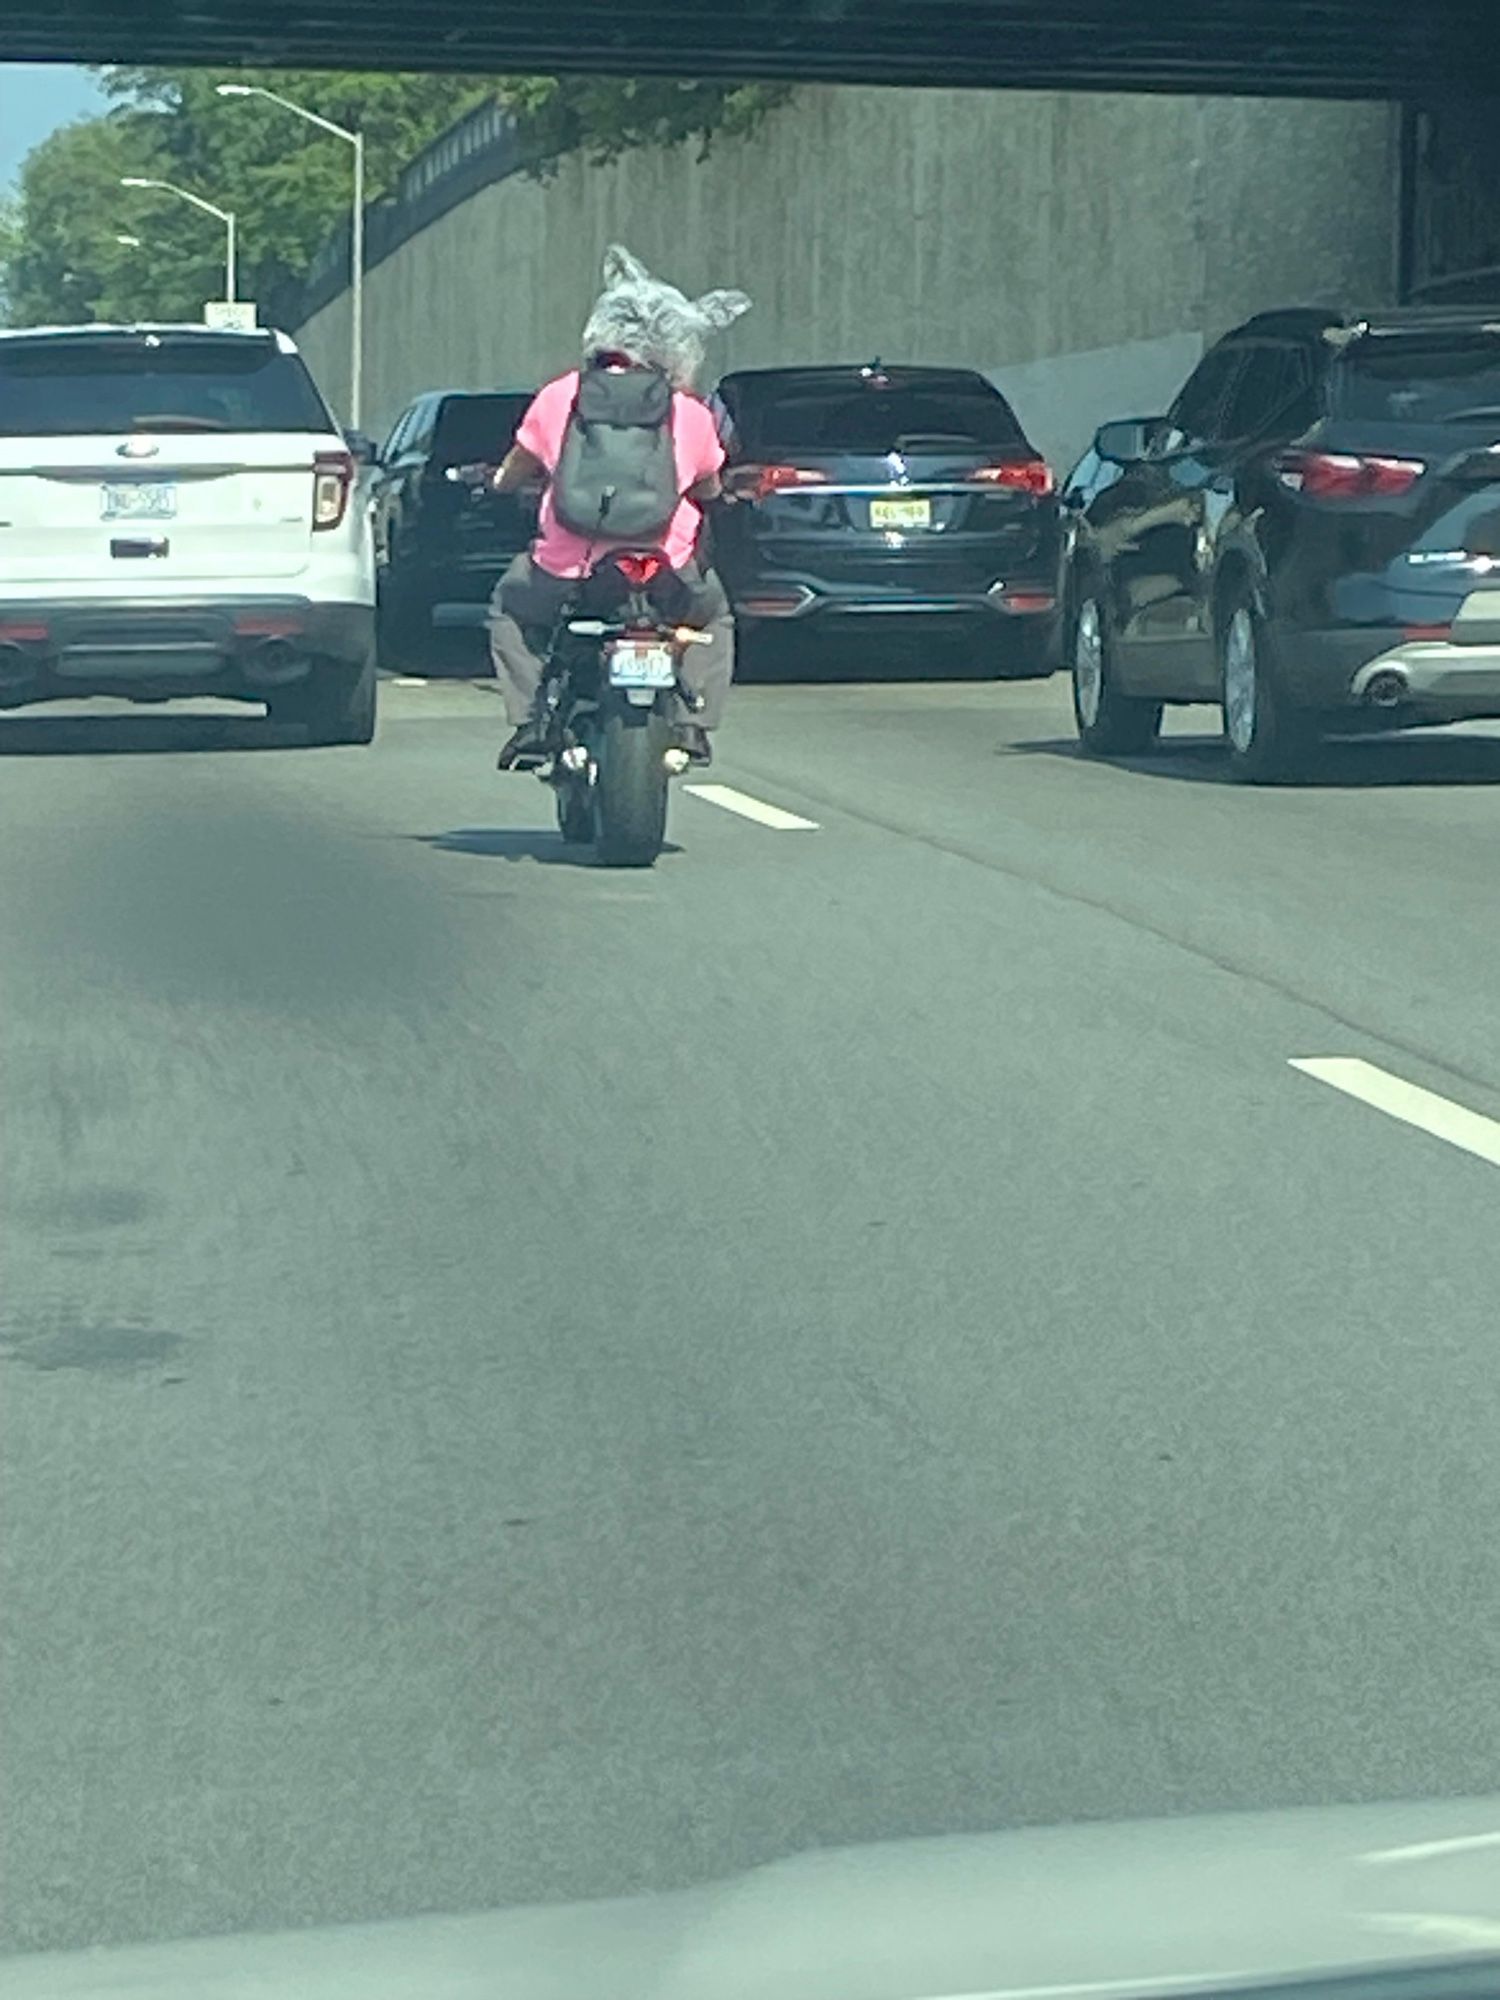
[602,243,651,289]
[695,288,752,331]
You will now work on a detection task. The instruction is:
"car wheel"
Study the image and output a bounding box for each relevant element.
[271,654,377,746]
[1219,594,1313,784]
[734,617,779,681]
[1071,591,1161,755]
[993,616,1059,681]
[377,574,428,674]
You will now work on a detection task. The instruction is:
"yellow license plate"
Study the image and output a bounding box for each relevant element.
[870,496,932,530]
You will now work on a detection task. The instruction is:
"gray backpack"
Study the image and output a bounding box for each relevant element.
[552,364,679,543]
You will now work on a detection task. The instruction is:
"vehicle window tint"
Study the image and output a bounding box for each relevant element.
[738,384,1025,455]
[1335,339,1500,423]
[0,336,331,437]
[431,394,532,466]
[1167,345,1244,445]
[405,398,438,454]
[381,408,415,460]
[1222,344,1316,440]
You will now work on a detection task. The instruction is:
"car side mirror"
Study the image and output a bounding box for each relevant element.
[345,431,379,466]
[1093,417,1165,466]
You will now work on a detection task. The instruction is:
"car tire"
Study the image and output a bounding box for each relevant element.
[1070,590,1162,755]
[1218,591,1313,784]
[993,617,1059,681]
[272,654,377,746]
[377,574,428,674]
[734,616,779,681]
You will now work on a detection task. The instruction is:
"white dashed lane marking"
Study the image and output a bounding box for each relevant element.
[684,783,819,831]
[1291,1057,1500,1172]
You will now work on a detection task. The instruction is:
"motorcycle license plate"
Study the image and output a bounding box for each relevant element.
[607,641,677,689]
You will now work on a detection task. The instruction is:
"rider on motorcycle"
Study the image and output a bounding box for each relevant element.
[487,245,751,770]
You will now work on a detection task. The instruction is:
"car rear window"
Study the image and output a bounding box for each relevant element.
[0,335,333,437]
[730,379,1026,455]
[1335,337,1500,424]
[430,394,532,466]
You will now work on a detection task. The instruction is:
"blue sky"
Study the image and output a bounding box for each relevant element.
[0,64,107,192]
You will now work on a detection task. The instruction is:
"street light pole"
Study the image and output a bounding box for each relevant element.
[216,83,365,429]
[120,178,237,304]
[350,130,364,434]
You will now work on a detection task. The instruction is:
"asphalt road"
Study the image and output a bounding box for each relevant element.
[6,667,1500,1959]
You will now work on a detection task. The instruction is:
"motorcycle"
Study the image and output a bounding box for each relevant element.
[531,547,710,868]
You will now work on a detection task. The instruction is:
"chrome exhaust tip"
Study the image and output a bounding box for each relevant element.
[1365,668,1407,709]
[242,636,307,688]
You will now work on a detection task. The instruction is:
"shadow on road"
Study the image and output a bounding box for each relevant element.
[0,711,302,757]
[1005,731,1500,789]
[400,628,493,680]
[413,827,683,865]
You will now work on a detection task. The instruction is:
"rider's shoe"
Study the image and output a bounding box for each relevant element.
[671,724,712,768]
[497,722,548,771]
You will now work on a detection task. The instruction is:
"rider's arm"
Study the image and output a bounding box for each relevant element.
[491,443,545,494]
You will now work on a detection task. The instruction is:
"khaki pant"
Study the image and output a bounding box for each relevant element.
[487,553,735,730]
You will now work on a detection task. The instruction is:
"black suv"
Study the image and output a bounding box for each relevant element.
[1062,306,1500,779]
[372,388,536,669]
[709,364,1062,675]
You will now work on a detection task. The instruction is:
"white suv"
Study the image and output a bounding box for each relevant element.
[0,323,376,743]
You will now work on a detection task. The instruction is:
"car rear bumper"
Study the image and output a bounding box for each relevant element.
[0,596,373,706]
[730,572,1059,622]
[1283,612,1500,721]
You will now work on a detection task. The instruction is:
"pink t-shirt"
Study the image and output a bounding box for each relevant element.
[516,370,724,580]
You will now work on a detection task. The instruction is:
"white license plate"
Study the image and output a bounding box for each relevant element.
[870,496,932,530]
[101,482,177,522]
[607,641,677,689]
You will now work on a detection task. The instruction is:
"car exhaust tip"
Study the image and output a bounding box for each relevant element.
[242,636,307,688]
[1365,668,1408,708]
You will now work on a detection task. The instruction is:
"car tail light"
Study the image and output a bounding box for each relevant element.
[726,464,829,503]
[614,552,665,588]
[1275,450,1425,500]
[313,450,354,531]
[0,620,48,643]
[968,458,1055,496]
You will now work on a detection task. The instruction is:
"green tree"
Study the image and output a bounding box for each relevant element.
[2,110,173,327]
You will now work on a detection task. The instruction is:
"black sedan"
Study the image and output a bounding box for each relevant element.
[372,387,538,671]
[707,363,1063,674]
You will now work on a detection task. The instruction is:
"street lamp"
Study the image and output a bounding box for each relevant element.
[120,178,237,303]
[216,83,365,429]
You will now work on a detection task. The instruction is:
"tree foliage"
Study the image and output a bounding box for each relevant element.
[0,70,791,328]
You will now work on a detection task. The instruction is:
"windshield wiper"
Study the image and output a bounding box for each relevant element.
[1438,404,1500,423]
[129,414,234,432]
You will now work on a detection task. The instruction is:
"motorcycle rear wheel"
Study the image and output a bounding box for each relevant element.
[594,702,670,867]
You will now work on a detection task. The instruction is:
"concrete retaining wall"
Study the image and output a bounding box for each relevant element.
[298,86,1399,476]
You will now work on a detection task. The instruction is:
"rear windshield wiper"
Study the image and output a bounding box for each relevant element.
[893,431,984,450]
[1437,405,1500,424]
[129,414,234,432]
